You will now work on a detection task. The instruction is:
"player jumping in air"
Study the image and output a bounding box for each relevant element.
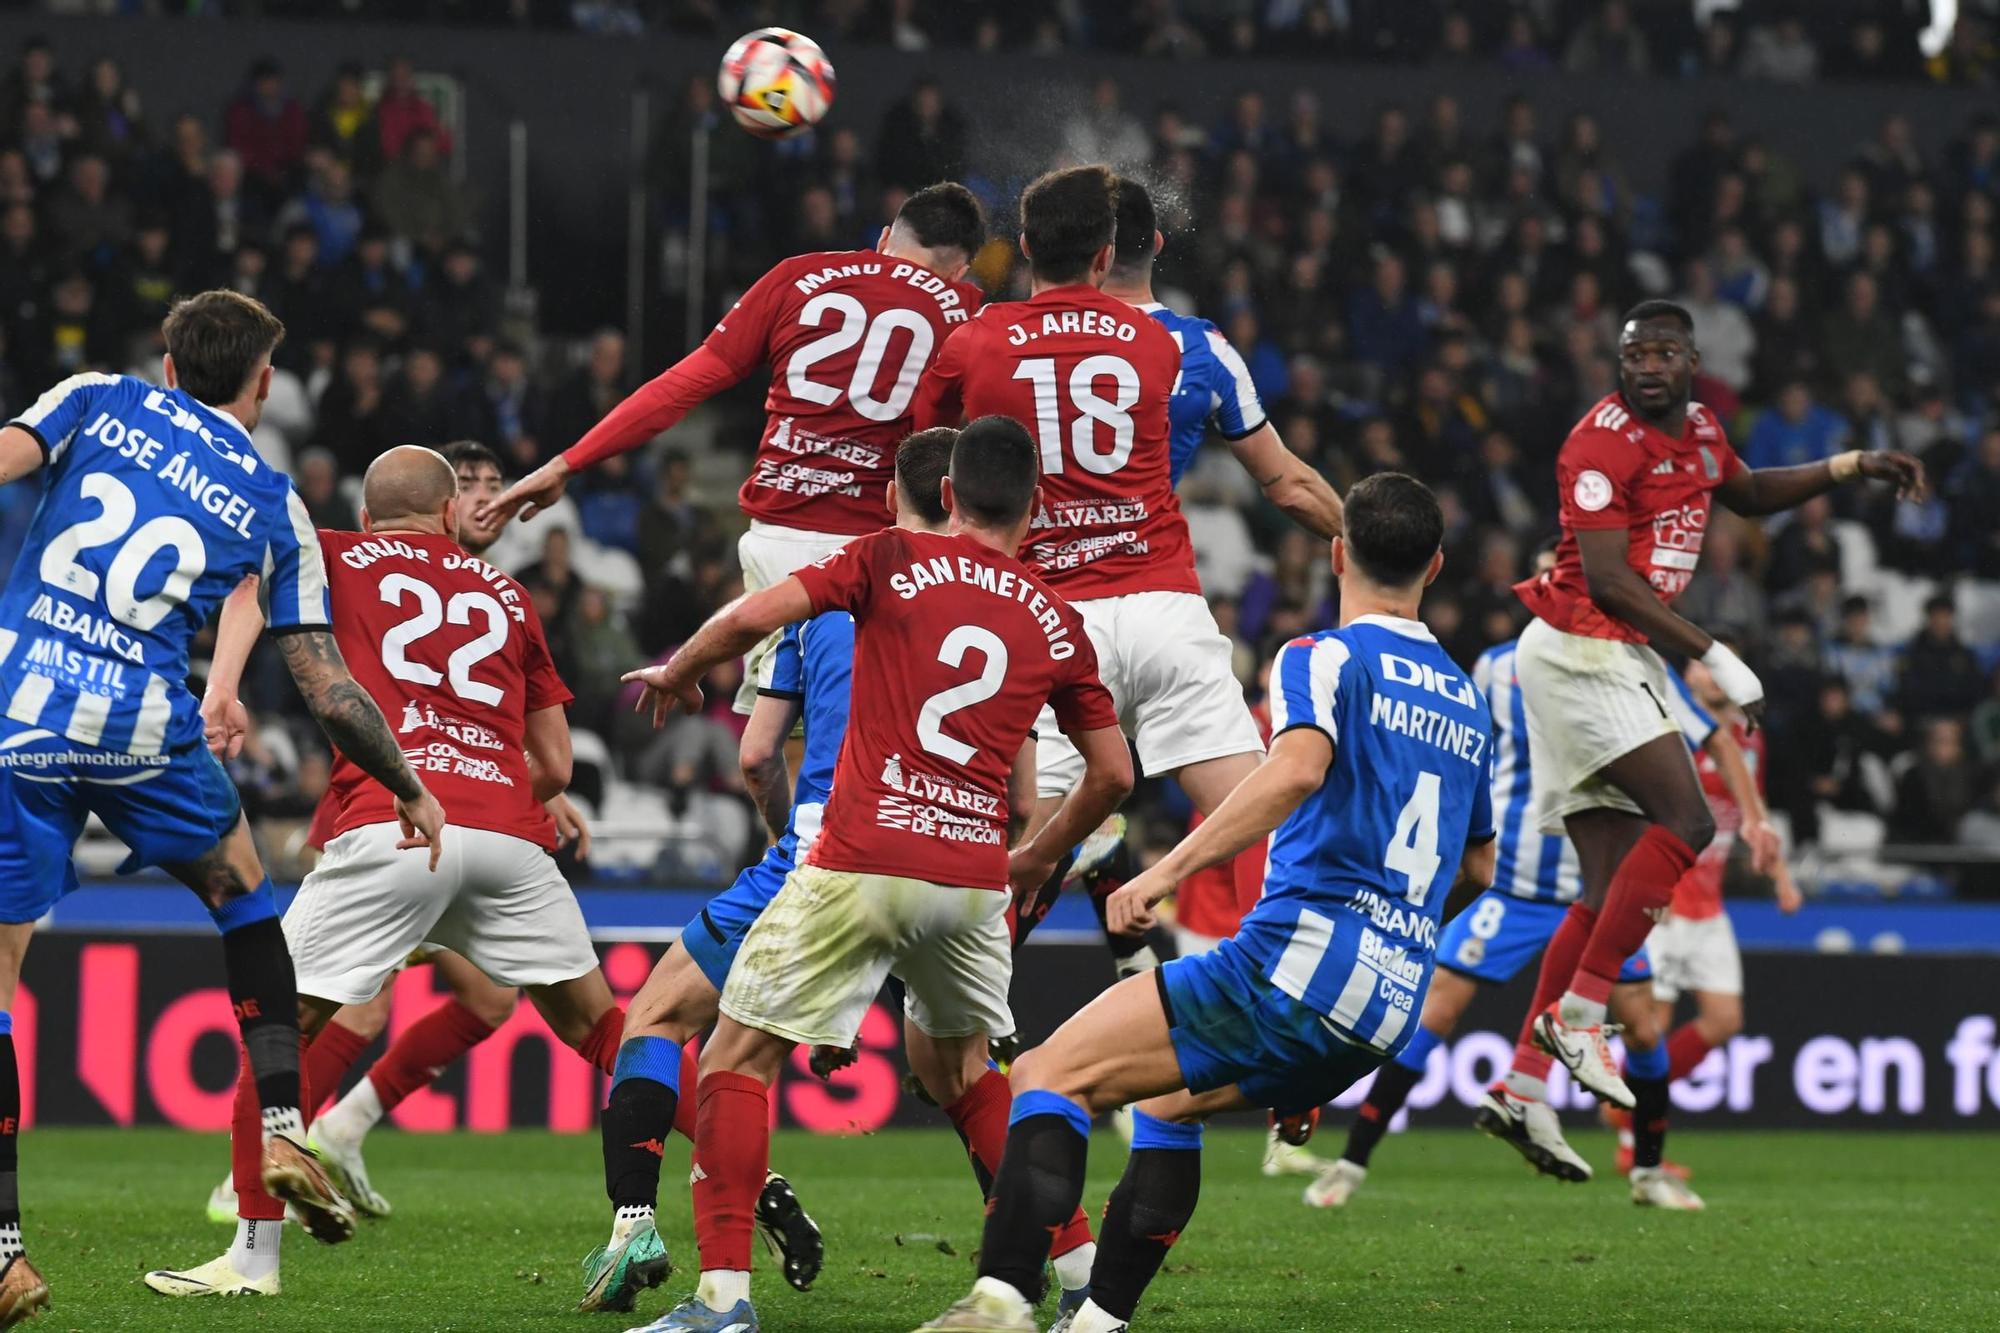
[1317,630,1767,1210]
[621,417,1133,1333]
[1508,301,1916,1120]
[0,292,445,1325]
[147,446,627,1299]
[197,441,592,1225]
[477,183,987,711]
[918,473,1496,1333]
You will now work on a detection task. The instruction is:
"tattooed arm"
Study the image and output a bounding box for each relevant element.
[275,629,447,868]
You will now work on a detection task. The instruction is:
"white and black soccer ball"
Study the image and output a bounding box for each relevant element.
[717,28,836,140]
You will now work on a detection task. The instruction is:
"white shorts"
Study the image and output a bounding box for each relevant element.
[1515,616,1691,835]
[284,823,598,1005]
[736,521,855,713]
[1034,590,1262,798]
[719,864,1014,1049]
[1648,911,1743,1003]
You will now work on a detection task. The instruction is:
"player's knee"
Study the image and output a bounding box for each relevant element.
[461,985,519,1029]
[1668,805,1716,855]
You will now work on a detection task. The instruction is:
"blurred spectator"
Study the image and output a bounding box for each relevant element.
[1739,16,1819,83]
[1949,427,2000,577]
[1766,494,1843,593]
[45,153,131,268]
[1745,380,1848,469]
[224,58,308,203]
[313,338,394,476]
[1677,259,1755,392]
[311,60,380,177]
[293,447,357,531]
[1826,595,1898,713]
[1898,596,1986,720]
[1562,0,1650,75]
[1819,272,1908,396]
[475,340,547,471]
[875,78,965,191]
[375,57,451,163]
[75,57,143,163]
[372,128,470,256]
[546,328,630,451]
[1892,718,1980,844]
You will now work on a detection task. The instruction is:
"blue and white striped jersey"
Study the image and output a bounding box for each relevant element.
[1474,638,1717,905]
[1237,615,1495,1052]
[0,373,328,757]
[1139,303,1266,486]
[760,608,854,863]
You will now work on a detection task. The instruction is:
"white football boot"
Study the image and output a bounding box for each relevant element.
[1473,1087,1593,1182]
[1302,1159,1366,1208]
[1631,1165,1706,1211]
[143,1254,280,1298]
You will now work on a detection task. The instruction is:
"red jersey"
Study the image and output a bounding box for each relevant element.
[791,527,1117,890]
[1515,395,1744,643]
[910,284,1196,600]
[707,250,982,534]
[317,529,571,849]
[1675,718,1765,919]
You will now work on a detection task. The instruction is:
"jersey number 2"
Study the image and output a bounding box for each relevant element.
[378,573,510,707]
[788,292,936,423]
[915,624,1008,765]
[1386,771,1444,906]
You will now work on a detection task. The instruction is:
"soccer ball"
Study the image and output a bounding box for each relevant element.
[718,28,835,140]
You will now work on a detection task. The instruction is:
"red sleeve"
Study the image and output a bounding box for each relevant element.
[909,323,971,430]
[1048,635,1119,735]
[1555,427,1635,532]
[518,595,574,711]
[791,529,885,616]
[561,344,747,470]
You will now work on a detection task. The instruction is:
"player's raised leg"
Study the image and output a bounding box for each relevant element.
[0,923,47,1327]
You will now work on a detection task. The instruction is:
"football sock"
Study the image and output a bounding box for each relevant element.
[1503,1069,1549,1103]
[602,1036,682,1211]
[1088,1112,1202,1322]
[942,1066,1010,1195]
[610,1203,653,1247]
[211,882,302,1121]
[1667,1022,1717,1081]
[1343,1032,1433,1167]
[1569,827,1696,1011]
[691,1070,769,1276]
[1008,850,1076,952]
[697,1269,750,1311]
[672,1042,698,1140]
[1520,901,1596,1044]
[0,1015,20,1260]
[367,998,498,1112]
[1629,1075,1671,1169]
[230,1045,284,1222]
[576,1004,625,1075]
[314,1076,384,1147]
[227,1215,280,1281]
[1051,1238,1097,1295]
[977,1090,1091,1303]
[303,1020,370,1116]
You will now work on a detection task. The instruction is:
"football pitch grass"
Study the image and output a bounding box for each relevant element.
[19,1126,1999,1331]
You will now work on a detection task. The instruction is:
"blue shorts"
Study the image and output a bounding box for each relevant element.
[1158,936,1386,1115]
[681,847,791,991]
[1437,890,1651,986]
[0,732,242,924]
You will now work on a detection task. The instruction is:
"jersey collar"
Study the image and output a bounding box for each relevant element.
[1348,613,1435,642]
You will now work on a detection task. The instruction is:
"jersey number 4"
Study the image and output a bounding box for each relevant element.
[788,292,936,423]
[1011,356,1139,475]
[377,573,510,707]
[1386,771,1444,907]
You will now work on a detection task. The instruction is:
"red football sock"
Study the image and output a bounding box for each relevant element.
[672,1042,698,1141]
[1667,1022,1716,1082]
[1517,902,1598,1050]
[943,1067,1011,1186]
[692,1070,771,1273]
[304,1020,371,1115]
[1572,827,1696,1005]
[576,1005,626,1076]
[367,999,498,1112]
[232,1035,312,1221]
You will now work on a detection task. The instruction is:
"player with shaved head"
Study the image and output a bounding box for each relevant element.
[148,444,630,1300]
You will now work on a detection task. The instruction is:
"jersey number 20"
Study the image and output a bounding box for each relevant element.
[39,473,205,632]
[788,293,936,423]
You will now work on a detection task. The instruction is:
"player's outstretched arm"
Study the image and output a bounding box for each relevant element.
[1577,528,1767,721]
[1104,728,1333,935]
[276,628,446,870]
[738,689,803,841]
[202,574,265,760]
[1228,423,1343,540]
[1700,724,1779,875]
[1008,724,1133,897]
[1717,449,1924,517]
[622,579,815,726]
[0,424,45,487]
[522,704,574,804]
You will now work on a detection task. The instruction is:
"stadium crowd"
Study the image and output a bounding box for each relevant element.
[0,16,1996,888]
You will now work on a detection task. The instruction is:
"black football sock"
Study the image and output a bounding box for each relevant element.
[602,1037,682,1211]
[1089,1111,1203,1321]
[0,1014,20,1261]
[211,884,302,1126]
[1342,1059,1422,1168]
[976,1093,1091,1302]
[1630,1075,1671,1170]
[1009,851,1076,954]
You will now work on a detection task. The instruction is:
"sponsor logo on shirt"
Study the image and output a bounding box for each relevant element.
[404,740,514,786]
[874,752,1005,845]
[398,700,504,752]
